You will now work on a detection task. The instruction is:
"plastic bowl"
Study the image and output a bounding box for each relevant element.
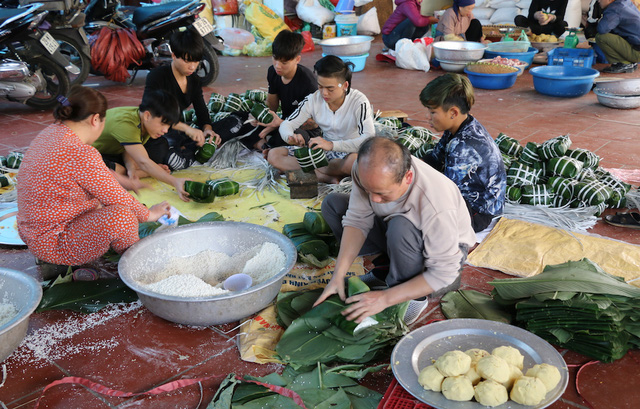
[483,47,539,68]
[436,59,471,72]
[464,67,518,90]
[0,268,43,363]
[322,53,368,72]
[530,66,600,97]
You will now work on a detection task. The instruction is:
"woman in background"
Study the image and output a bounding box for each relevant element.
[434,0,483,42]
[382,0,439,50]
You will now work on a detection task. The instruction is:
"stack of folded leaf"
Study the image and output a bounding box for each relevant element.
[490,259,640,363]
[282,212,339,268]
[497,133,632,215]
[275,276,409,369]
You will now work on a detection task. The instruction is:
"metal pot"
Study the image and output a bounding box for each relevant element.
[0,268,42,363]
[594,89,640,109]
[319,35,374,56]
[436,59,469,72]
[432,41,487,62]
[118,222,297,326]
[594,78,640,96]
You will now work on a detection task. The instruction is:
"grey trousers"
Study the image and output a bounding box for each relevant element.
[322,193,466,296]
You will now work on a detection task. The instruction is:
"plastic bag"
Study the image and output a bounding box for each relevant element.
[301,31,315,52]
[395,38,431,72]
[244,2,288,41]
[217,27,255,49]
[296,0,336,27]
[212,0,238,15]
[357,7,380,35]
[243,39,273,57]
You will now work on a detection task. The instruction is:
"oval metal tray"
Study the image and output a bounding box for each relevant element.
[391,318,569,409]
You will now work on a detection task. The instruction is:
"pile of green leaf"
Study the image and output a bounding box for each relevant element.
[275,277,409,369]
[207,363,384,409]
[441,259,640,363]
[282,212,339,268]
[138,211,224,239]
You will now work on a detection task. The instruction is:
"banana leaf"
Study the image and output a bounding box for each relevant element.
[440,290,512,323]
[138,212,224,239]
[303,212,331,235]
[37,278,138,313]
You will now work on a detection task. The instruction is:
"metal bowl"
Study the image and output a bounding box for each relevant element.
[0,268,42,362]
[594,78,640,96]
[119,222,297,326]
[319,35,374,57]
[432,41,487,62]
[436,59,470,73]
[593,89,640,109]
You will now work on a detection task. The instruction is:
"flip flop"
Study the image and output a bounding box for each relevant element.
[604,212,640,229]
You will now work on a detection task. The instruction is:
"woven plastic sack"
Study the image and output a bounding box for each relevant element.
[294,148,329,172]
[539,135,572,161]
[568,148,600,169]
[507,162,540,187]
[245,2,289,41]
[521,184,555,206]
[495,133,522,157]
[547,156,584,179]
[519,142,541,167]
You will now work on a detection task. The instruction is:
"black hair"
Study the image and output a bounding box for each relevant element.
[170,29,204,62]
[358,137,411,184]
[272,30,305,61]
[314,55,354,94]
[419,73,475,114]
[139,89,180,126]
[53,85,108,122]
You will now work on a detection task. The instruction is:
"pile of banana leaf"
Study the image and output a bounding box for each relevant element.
[206,363,384,409]
[275,277,409,369]
[282,212,339,268]
[441,259,640,363]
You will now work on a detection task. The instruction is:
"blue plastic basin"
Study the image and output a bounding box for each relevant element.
[483,47,538,68]
[464,67,518,90]
[322,53,368,72]
[530,66,600,98]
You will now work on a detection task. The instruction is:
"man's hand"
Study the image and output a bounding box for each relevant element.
[309,137,333,151]
[341,291,390,323]
[258,114,283,138]
[148,201,171,222]
[185,127,206,147]
[313,275,346,307]
[174,178,191,202]
[204,128,222,146]
[287,133,306,147]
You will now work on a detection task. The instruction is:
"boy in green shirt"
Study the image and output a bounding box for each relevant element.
[93,89,190,201]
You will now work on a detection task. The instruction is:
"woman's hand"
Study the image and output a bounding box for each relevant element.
[309,137,333,151]
[204,128,222,146]
[148,201,171,222]
[185,127,206,147]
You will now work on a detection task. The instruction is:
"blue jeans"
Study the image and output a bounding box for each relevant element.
[382,18,429,50]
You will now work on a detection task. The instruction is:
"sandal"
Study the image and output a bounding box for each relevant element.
[604,212,640,229]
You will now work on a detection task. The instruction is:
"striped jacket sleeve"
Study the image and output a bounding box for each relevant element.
[332,96,376,153]
[279,93,315,143]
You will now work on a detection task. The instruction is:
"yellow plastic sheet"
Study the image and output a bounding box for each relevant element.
[468,217,640,287]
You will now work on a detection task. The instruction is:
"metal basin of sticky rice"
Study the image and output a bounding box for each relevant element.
[318,35,374,56]
[0,268,42,362]
[432,41,487,62]
[593,78,640,96]
[119,222,297,326]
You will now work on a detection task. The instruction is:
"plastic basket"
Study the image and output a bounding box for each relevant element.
[377,379,435,409]
[547,48,595,68]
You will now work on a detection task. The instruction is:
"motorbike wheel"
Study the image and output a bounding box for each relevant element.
[52,32,91,86]
[25,56,71,111]
[197,43,219,86]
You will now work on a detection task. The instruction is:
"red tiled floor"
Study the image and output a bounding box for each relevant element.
[1,37,640,409]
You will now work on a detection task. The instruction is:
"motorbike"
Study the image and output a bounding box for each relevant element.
[84,0,223,85]
[0,3,77,109]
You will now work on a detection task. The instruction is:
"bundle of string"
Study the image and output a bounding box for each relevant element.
[90,27,145,83]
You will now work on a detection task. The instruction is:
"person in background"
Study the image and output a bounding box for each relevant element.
[254,30,318,150]
[17,86,170,267]
[381,0,439,50]
[92,89,190,202]
[595,0,640,73]
[267,55,375,184]
[434,0,483,42]
[315,137,476,325]
[419,73,506,232]
[514,0,569,37]
[143,29,221,170]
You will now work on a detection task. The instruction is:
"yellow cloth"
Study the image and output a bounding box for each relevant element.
[468,217,640,287]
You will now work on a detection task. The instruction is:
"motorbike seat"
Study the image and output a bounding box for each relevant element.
[132,1,192,28]
[0,8,29,26]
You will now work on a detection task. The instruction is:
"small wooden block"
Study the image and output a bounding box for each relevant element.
[378,110,408,121]
[287,170,318,199]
